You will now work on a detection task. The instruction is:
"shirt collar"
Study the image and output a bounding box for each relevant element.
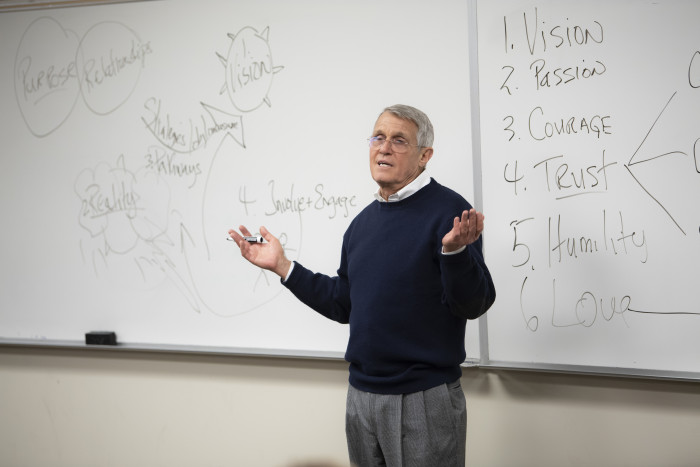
[374,170,431,203]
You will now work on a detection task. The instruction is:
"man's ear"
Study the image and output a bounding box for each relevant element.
[420,147,434,168]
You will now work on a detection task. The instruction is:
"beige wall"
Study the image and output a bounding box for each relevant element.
[1,346,699,467]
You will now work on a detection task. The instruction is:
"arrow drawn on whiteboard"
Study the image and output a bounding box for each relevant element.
[199,102,245,149]
[627,307,700,317]
[140,224,204,313]
[624,91,689,235]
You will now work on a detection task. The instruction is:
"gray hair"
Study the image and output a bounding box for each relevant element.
[380,104,434,148]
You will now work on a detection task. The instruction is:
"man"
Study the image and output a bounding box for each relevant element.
[229,104,495,466]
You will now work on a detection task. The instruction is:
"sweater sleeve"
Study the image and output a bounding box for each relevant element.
[281,260,352,324]
[439,236,496,320]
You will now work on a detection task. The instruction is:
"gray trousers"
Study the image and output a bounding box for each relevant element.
[345,379,467,467]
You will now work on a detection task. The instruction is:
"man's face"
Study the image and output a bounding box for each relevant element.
[369,112,433,199]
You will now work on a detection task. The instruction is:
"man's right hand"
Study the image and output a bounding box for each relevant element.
[228,225,292,279]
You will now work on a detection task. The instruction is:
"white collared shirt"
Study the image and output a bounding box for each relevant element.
[373,169,432,203]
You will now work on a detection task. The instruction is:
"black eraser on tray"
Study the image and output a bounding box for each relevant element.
[85,331,117,346]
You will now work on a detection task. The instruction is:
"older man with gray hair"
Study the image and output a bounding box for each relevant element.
[229,104,495,466]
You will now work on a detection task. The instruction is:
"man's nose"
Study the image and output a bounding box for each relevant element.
[379,139,393,152]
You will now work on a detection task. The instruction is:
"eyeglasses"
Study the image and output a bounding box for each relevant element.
[368,136,422,153]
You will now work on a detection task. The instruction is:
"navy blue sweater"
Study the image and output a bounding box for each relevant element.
[284,178,496,394]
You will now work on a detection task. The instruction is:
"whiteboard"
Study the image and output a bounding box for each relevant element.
[0,0,480,359]
[478,0,700,377]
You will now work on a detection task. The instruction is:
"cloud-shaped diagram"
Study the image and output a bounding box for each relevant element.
[74,157,171,254]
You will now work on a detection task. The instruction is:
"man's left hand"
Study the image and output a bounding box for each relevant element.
[442,208,484,253]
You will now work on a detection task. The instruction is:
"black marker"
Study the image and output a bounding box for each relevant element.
[226,235,264,243]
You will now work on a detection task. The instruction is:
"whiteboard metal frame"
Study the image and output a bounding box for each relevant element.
[0,338,482,367]
[0,0,150,12]
[467,0,491,370]
[3,338,698,382]
[485,360,700,383]
[0,337,347,360]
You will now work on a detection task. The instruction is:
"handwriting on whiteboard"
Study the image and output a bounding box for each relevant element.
[14,17,153,136]
[14,16,360,317]
[487,5,700,333]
